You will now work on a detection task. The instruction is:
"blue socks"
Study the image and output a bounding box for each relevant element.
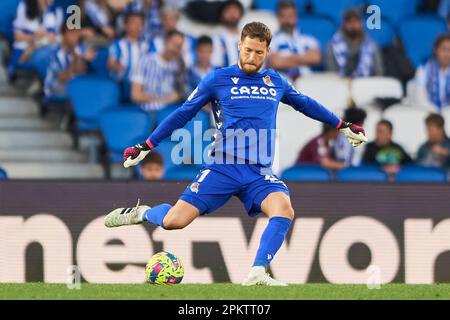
[143,204,172,229]
[253,217,292,268]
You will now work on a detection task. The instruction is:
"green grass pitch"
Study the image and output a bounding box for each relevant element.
[1,283,450,300]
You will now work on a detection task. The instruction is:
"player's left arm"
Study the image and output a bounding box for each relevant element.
[280,77,367,147]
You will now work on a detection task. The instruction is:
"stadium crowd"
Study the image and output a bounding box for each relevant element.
[0,0,450,181]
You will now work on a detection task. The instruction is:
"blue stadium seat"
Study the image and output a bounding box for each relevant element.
[298,15,337,52]
[335,165,388,182]
[156,140,180,171]
[309,0,364,25]
[365,18,395,48]
[100,106,154,162]
[163,164,202,181]
[252,0,279,12]
[67,75,120,131]
[281,164,331,181]
[399,15,448,67]
[396,165,448,183]
[0,0,21,42]
[89,47,110,77]
[156,104,182,125]
[0,167,7,180]
[369,0,419,25]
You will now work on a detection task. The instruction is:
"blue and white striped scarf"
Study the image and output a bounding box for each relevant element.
[331,31,376,78]
[425,58,450,110]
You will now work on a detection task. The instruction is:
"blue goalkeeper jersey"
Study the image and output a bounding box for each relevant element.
[147,64,341,167]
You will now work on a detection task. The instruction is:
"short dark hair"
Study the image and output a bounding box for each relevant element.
[124,11,145,24]
[240,22,272,46]
[377,119,393,132]
[343,8,362,21]
[60,23,79,35]
[220,0,244,18]
[141,151,164,167]
[425,113,445,128]
[344,107,367,125]
[165,29,185,41]
[276,0,297,14]
[433,33,450,55]
[196,35,212,48]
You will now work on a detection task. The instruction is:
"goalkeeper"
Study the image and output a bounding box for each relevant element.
[104,22,367,286]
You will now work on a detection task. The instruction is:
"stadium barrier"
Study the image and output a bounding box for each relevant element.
[0,181,449,284]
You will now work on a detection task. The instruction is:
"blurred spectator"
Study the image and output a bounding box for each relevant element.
[131,30,184,113]
[150,6,196,67]
[325,8,383,78]
[139,151,164,180]
[439,0,450,28]
[362,120,412,176]
[44,25,96,100]
[108,11,149,101]
[412,33,450,111]
[8,0,63,82]
[416,113,450,168]
[125,0,163,41]
[186,35,215,94]
[211,0,244,67]
[297,123,347,170]
[332,107,367,166]
[268,0,321,82]
[79,0,116,43]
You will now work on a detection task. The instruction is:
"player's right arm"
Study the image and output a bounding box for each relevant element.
[123,71,215,168]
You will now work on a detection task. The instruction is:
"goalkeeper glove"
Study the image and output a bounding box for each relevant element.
[123,140,153,168]
[338,121,368,147]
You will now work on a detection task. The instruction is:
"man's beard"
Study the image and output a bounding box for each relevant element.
[345,29,363,40]
[222,19,239,29]
[281,24,295,34]
[239,58,263,74]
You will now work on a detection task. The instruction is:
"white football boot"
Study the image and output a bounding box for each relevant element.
[242,266,288,286]
[104,199,150,228]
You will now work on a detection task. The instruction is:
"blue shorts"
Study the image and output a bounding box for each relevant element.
[179,163,290,216]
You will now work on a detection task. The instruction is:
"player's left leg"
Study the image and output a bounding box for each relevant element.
[242,191,293,286]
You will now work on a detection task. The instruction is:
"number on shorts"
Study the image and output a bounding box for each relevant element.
[198,169,211,183]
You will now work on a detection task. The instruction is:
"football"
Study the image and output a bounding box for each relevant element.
[145,251,184,285]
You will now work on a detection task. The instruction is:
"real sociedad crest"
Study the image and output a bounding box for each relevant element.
[263,75,274,87]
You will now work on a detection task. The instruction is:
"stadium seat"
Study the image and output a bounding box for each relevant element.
[368,0,419,25]
[274,103,322,175]
[239,10,279,34]
[335,165,388,182]
[100,107,154,162]
[156,104,180,125]
[399,15,448,67]
[383,104,429,156]
[0,167,7,180]
[67,75,120,132]
[281,164,331,181]
[308,0,364,25]
[295,74,350,113]
[177,14,220,38]
[0,0,20,41]
[361,105,382,142]
[252,0,279,12]
[396,165,448,183]
[365,18,395,48]
[298,15,337,52]
[163,164,202,180]
[350,77,403,108]
[89,47,110,77]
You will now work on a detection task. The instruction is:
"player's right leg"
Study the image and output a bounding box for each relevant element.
[104,199,199,229]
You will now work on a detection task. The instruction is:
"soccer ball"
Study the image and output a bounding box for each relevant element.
[145,251,184,285]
